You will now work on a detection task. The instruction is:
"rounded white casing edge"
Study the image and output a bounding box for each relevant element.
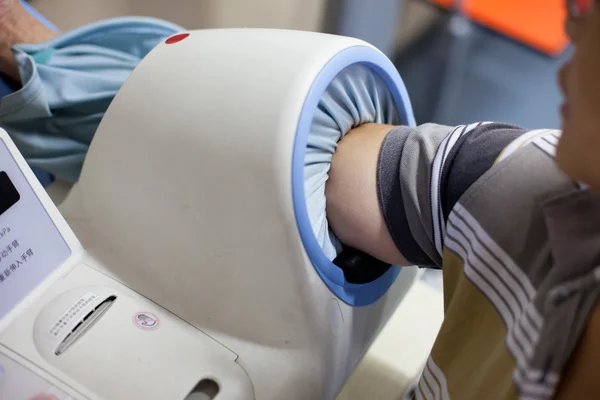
[60,29,417,399]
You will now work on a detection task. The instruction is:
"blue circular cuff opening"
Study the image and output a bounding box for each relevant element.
[291,45,416,307]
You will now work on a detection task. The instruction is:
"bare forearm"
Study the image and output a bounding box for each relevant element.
[326,123,408,266]
[0,2,58,82]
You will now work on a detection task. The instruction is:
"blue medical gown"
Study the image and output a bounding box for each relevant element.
[0,5,182,185]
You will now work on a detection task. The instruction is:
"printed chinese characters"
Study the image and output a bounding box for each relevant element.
[0,243,34,283]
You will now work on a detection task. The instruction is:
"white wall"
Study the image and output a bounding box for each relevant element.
[29,0,327,31]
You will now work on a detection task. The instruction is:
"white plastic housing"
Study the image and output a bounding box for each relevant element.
[0,128,253,400]
[1,29,418,400]
[62,28,418,399]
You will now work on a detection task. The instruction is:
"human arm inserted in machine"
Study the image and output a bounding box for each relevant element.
[326,121,530,269]
[326,123,407,267]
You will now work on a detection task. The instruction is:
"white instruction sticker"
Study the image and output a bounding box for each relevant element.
[48,292,99,338]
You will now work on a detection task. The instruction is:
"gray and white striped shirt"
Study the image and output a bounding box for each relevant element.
[377,123,600,399]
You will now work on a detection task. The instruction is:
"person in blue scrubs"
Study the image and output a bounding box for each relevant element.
[0,0,181,188]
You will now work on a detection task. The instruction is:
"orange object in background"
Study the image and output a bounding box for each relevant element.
[430,0,570,56]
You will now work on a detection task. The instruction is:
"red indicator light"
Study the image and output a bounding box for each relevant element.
[166,33,190,45]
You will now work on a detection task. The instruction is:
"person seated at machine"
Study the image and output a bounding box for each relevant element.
[325,1,600,398]
[0,0,598,399]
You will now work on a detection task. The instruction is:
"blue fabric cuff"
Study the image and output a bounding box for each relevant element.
[306,64,399,260]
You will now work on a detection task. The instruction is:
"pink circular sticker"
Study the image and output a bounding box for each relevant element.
[133,312,160,330]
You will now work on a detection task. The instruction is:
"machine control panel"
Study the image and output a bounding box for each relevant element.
[0,137,71,320]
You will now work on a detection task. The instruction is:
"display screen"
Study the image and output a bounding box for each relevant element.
[0,171,19,216]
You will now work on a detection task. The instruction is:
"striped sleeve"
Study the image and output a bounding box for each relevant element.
[376,122,527,268]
